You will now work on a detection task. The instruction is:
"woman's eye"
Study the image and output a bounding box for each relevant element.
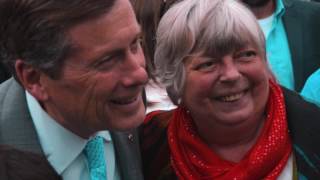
[239,50,256,58]
[236,50,257,62]
[196,61,216,70]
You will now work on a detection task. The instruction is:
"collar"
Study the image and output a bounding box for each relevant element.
[274,0,285,18]
[25,91,111,174]
[282,0,293,8]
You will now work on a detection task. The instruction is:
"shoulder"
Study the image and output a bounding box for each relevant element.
[283,87,320,136]
[140,110,174,145]
[283,87,320,124]
[139,110,176,180]
[282,87,320,176]
[0,79,43,154]
[0,78,16,96]
[0,78,25,116]
[284,0,320,15]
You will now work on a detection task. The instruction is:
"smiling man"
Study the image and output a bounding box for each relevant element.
[0,0,147,179]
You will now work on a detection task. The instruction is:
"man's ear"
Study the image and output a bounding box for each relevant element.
[15,59,48,101]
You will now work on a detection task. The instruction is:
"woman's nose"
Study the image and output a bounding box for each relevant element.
[218,57,241,83]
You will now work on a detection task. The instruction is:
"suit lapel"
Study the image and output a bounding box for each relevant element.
[111,130,144,180]
[1,79,145,179]
[282,0,304,91]
[0,79,44,154]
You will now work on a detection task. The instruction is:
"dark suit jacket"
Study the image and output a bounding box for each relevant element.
[0,78,144,180]
[283,0,320,91]
[283,87,320,178]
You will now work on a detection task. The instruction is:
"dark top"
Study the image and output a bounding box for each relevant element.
[0,62,10,83]
[282,0,320,91]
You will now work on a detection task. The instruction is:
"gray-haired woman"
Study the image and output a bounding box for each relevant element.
[139,0,320,179]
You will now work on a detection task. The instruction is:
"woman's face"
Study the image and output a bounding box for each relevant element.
[182,44,270,128]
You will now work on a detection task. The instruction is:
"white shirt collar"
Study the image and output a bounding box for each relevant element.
[25,91,111,174]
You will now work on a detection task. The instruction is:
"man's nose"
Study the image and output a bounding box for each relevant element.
[121,51,148,87]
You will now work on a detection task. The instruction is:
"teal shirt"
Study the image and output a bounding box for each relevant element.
[301,69,320,106]
[261,0,295,90]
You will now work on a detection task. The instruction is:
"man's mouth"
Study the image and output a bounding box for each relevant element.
[111,97,138,105]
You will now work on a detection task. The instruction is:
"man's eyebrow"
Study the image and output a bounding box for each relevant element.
[70,25,143,68]
[88,50,121,68]
[65,39,85,58]
[130,26,142,43]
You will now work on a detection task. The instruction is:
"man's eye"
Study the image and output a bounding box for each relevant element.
[101,57,112,64]
[99,55,114,65]
[93,55,118,71]
[130,38,142,53]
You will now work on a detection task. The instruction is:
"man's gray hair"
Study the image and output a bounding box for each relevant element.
[154,0,266,105]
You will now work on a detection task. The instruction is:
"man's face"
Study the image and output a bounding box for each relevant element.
[40,0,148,138]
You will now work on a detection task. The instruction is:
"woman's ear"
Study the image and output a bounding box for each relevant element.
[265,65,277,82]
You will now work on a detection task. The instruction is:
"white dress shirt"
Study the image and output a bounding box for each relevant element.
[26,91,120,180]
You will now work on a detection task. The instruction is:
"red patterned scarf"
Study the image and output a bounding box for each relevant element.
[168,81,292,180]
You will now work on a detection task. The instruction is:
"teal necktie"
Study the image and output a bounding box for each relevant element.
[84,136,107,180]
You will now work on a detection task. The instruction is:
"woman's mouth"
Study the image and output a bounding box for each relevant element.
[216,90,248,102]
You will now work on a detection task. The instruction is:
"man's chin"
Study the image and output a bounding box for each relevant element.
[104,101,145,131]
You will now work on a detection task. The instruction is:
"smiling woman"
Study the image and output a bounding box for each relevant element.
[139,0,320,179]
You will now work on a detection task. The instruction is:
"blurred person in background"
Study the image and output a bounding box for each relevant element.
[132,0,178,113]
[241,0,320,94]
